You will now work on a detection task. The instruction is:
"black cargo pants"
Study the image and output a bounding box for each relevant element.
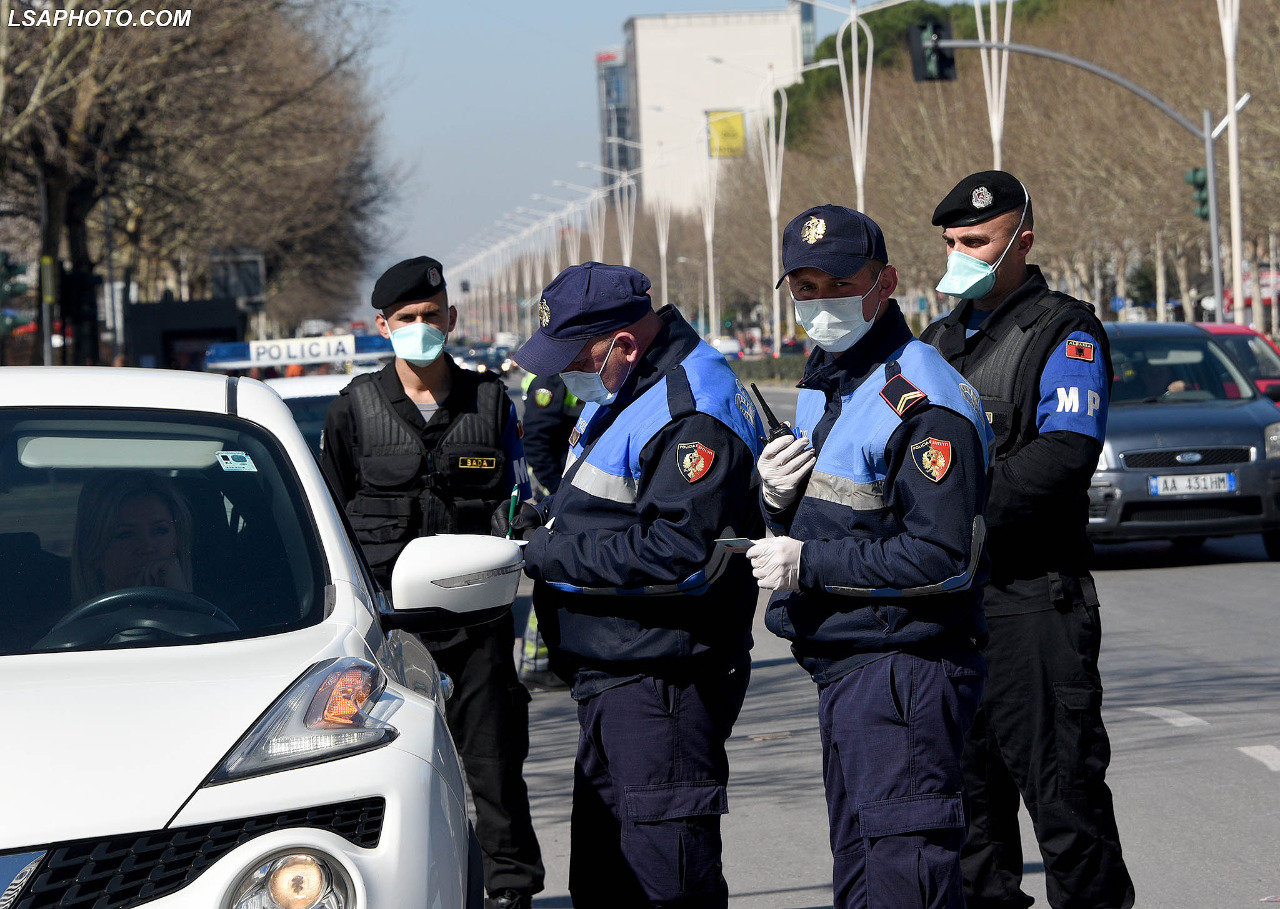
[960,572,1135,909]
[426,611,546,898]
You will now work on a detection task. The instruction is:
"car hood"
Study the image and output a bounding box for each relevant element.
[1105,399,1277,453]
[0,623,346,849]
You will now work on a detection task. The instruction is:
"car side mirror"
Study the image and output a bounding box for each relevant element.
[1265,385,1280,403]
[381,534,522,633]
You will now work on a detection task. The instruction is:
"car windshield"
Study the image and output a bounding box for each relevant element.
[1214,332,1280,381]
[1110,335,1257,404]
[0,408,328,656]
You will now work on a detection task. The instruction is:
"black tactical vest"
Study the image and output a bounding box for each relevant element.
[342,372,508,576]
[923,290,1100,461]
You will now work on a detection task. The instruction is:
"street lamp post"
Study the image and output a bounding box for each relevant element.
[580,161,639,267]
[758,58,841,355]
[554,181,609,261]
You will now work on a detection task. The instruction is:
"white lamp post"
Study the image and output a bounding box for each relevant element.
[579,161,639,267]
[554,181,609,261]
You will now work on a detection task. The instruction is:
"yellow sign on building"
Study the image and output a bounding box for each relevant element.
[706,110,746,158]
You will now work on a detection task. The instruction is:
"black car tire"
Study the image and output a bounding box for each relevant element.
[1263,530,1280,561]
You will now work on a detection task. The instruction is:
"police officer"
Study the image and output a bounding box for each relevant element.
[506,261,765,908]
[747,205,994,909]
[320,256,545,909]
[519,372,582,499]
[921,172,1134,909]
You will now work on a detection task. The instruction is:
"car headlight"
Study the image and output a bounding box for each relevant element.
[1266,422,1280,460]
[206,657,397,785]
[229,852,351,909]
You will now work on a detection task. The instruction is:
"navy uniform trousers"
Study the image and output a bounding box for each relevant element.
[569,661,751,908]
[819,652,984,909]
[960,575,1134,909]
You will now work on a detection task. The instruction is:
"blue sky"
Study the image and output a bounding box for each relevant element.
[364,0,867,292]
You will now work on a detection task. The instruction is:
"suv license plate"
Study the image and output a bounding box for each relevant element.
[1148,472,1237,496]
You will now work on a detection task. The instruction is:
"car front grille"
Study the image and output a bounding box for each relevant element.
[1122,497,1263,523]
[6,797,384,909]
[1121,447,1252,469]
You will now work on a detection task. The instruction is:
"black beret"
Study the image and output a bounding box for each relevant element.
[932,170,1028,228]
[372,256,447,310]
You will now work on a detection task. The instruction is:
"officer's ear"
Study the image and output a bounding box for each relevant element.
[446,305,458,335]
[374,310,392,339]
[612,331,641,365]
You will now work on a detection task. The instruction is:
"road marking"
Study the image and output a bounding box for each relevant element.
[1130,706,1209,727]
[1239,745,1280,772]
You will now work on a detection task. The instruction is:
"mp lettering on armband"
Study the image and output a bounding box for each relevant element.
[1037,331,1109,442]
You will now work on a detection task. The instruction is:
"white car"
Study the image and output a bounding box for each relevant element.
[265,373,362,456]
[0,367,524,909]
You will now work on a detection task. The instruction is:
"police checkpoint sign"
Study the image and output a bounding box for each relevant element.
[251,334,356,366]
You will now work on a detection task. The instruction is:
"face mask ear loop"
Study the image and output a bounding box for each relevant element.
[992,185,1030,272]
[867,265,887,324]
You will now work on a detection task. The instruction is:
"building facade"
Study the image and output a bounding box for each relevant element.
[596,5,807,215]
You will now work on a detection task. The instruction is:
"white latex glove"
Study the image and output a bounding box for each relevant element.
[757,433,816,510]
[746,536,804,592]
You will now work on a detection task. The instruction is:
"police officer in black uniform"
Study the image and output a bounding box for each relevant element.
[505,261,765,909]
[320,256,545,909]
[922,173,1135,909]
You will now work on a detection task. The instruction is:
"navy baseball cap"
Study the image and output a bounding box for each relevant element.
[778,204,888,287]
[514,262,654,375]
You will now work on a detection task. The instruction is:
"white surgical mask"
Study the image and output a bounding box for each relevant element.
[560,335,629,405]
[793,267,885,353]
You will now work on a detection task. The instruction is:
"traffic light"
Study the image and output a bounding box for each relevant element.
[1184,167,1210,221]
[0,251,29,304]
[908,20,956,82]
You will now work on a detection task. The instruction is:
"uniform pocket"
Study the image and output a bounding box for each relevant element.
[346,494,414,543]
[361,453,424,488]
[1052,680,1110,795]
[623,781,728,898]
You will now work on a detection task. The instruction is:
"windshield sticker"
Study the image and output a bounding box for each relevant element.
[216,450,258,472]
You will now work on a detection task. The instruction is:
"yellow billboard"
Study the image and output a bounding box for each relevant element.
[706,110,746,158]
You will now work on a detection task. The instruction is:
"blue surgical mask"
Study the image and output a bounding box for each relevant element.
[561,335,628,405]
[390,322,447,366]
[936,187,1029,299]
[793,267,885,353]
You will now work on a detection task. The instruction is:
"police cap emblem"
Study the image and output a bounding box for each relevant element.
[800,215,826,245]
[537,298,551,327]
[427,267,441,287]
[971,186,994,209]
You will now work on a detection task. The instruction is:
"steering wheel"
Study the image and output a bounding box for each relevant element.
[40,587,239,649]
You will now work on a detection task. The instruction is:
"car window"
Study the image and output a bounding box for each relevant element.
[1218,334,1280,381]
[0,408,328,655]
[1110,336,1256,404]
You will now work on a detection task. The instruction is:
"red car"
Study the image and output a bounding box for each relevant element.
[1198,322,1280,401]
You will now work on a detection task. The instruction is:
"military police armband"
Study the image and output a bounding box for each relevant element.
[880,373,929,418]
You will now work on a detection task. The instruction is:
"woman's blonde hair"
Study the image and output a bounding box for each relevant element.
[71,471,194,602]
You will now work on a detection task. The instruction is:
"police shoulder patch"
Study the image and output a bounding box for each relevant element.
[1065,339,1096,362]
[534,388,553,407]
[676,441,715,483]
[910,437,953,482]
[880,374,928,417]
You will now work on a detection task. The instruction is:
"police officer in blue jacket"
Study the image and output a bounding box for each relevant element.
[507,261,766,909]
[746,205,994,909]
[922,172,1133,909]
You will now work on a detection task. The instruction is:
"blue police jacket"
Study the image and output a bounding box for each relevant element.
[524,306,767,696]
[764,302,995,686]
